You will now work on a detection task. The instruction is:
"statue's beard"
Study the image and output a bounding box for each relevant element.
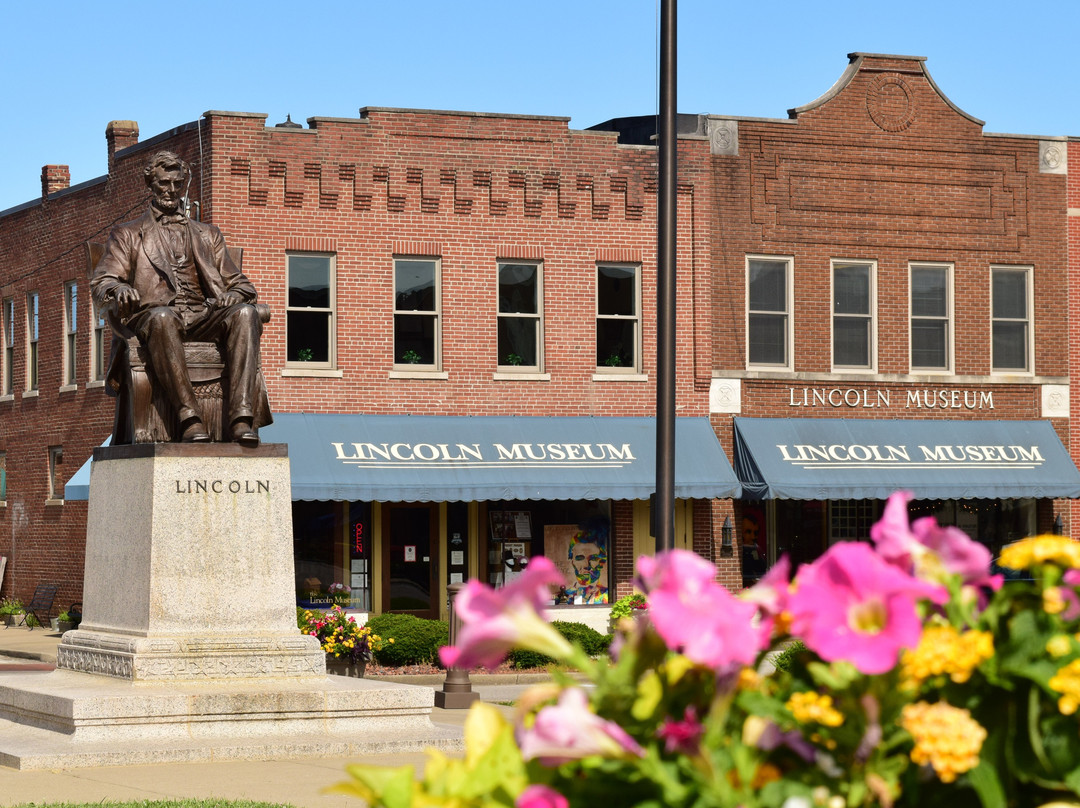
[154,194,181,212]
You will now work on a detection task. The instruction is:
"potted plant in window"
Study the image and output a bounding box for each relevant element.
[327,582,351,607]
[401,349,422,364]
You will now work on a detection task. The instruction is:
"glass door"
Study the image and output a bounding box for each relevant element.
[382,504,438,618]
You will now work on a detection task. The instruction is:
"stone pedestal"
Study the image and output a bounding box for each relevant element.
[58,443,323,681]
[0,444,461,770]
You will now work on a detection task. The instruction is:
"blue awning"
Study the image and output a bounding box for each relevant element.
[733,417,1080,501]
[263,413,740,502]
[66,415,741,502]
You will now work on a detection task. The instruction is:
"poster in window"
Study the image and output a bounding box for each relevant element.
[489,510,532,540]
[545,522,609,604]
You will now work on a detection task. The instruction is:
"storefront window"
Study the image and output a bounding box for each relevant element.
[485,500,612,604]
[293,501,372,611]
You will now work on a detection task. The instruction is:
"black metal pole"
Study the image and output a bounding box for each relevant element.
[655,0,677,552]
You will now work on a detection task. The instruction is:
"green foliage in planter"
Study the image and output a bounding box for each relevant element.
[366,613,449,666]
[0,597,24,616]
[609,592,648,622]
[507,620,612,669]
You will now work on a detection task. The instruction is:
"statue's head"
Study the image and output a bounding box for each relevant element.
[144,150,189,213]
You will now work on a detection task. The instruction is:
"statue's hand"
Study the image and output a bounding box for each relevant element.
[112,285,140,319]
[215,291,245,309]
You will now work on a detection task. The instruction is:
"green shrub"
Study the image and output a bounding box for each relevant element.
[507,620,612,669]
[366,613,449,666]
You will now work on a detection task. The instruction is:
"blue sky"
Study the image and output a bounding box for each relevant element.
[1,0,1076,213]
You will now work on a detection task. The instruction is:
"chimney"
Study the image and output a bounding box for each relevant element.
[106,120,139,173]
[41,164,70,200]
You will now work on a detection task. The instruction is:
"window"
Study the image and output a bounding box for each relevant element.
[91,299,106,382]
[910,263,951,371]
[747,256,791,368]
[497,262,542,369]
[0,452,6,503]
[2,298,13,396]
[596,264,641,372]
[26,292,39,391]
[992,267,1032,372]
[47,445,63,502]
[63,282,78,386]
[832,261,875,369]
[286,253,335,366]
[394,258,440,367]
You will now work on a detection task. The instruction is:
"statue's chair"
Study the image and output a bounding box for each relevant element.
[86,242,272,444]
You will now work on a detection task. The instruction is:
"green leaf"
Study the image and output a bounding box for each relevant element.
[966,761,1006,808]
[330,764,415,808]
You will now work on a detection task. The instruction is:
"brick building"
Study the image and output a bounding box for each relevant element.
[1,51,1076,623]
[0,106,740,623]
[697,53,1078,581]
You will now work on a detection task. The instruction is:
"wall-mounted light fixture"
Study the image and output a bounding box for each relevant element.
[721,516,734,558]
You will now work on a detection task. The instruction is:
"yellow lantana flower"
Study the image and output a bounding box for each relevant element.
[1049,658,1080,715]
[786,691,844,727]
[901,624,993,686]
[901,701,986,783]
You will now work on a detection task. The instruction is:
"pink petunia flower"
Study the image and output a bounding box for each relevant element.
[439,556,572,670]
[637,549,767,671]
[871,491,1000,591]
[517,784,569,808]
[656,706,704,755]
[517,687,646,766]
[788,542,945,675]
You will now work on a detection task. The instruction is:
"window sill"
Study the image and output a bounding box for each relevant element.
[22,390,39,399]
[0,501,6,508]
[45,499,64,507]
[0,394,13,403]
[389,369,449,380]
[59,384,78,394]
[492,371,551,381]
[281,367,344,378]
[86,380,105,389]
[592,372,648,382]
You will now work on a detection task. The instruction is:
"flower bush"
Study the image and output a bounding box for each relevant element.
[608,592,648,622]
[332,493,1080,807]
[297,605,389,664]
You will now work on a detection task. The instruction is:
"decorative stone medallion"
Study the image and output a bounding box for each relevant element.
[708,119,738,156]
[866,74,916,132]
[1040,141,1067,174]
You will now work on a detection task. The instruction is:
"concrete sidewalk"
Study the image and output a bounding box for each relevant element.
[0,626,529,807]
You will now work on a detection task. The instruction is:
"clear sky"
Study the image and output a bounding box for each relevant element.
[1,0,1076,213]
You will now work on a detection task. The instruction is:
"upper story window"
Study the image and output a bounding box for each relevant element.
[832,261,875,370]
[497,262,542,370]
[47,445,63,503]
[596,264,641,372]
[394,258,440,368]
[2,298,14,396]
[0,451,6,504]
[910,263,952,372]
[746,256,792,369]
[91,299,106,382]
[991,266,1032,373]
[26,292,39,391]
[286,253,335,367]
[63,282,78,386]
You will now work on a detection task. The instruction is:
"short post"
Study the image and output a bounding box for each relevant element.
[435,582,479,709]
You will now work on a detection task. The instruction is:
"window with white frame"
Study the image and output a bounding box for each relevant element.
[832,261,875,369]
[747,256,792,368]
[63,282,77,386]
[0,451,6,503]
[991,266,1032,372]
[2,298,13,396]
[90,299,106,382]
[26,292,39,391]
[910,263,951,371]
[286,253,335,366]
[596,264,640,371]
[497,261,542,369]
[47,445,63,502]
[394,258,440,367]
